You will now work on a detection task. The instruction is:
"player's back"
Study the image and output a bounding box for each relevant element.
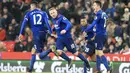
[26,9,48,34]
[96,10,108,36]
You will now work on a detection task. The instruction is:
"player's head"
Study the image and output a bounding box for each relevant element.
[93,1,102,13]
[80,17,87,26]
[49,7,58,19]
[30,1,38,10]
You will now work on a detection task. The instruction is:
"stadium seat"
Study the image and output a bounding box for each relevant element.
[4,41,15,52]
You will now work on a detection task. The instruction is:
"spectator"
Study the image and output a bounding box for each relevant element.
[1,14,8,29]
[115,37,123,52]
[24,27,32,39]
[108,44,116,54]
[113,11,121,25]
[106,20,116,37]
[59,2,71,19]
[0,41,6,52]
[0,26,6,41]
[6,25,16,41]
[120,44,130,54]
[25,36,33,52]
[10,4,22,23]
[10,18,20,35]
[122,33,130,46]
[128,2,130,11]
[0,13,4,28]
[105,0,115,18]
[114,25,122,37]
[2,7,12,26]
[105,37,113,49]
[14,38,25,52]
[121,8,130,22]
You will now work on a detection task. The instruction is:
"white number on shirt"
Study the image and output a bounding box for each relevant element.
[33,14,42,25]
[102,12,107,28]
[71,44,75,49]
[85,47,89,52]
[104,17,107,28]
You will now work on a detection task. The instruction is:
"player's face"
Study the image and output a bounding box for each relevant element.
[80,19,87,26]
[93,3,99,13]
[49,9,58,19]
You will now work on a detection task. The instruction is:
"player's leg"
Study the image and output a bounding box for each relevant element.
[27,42,41,73]
[90,54,96,61]
[27,32,45,73]
[39,49,52,59]
[56,38,72,68]
[83,42,96,61]
[39,32,52,59]
[95,36,110,73]
[65,38,90,68]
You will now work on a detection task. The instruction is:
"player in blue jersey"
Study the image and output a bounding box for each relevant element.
[85,1,110,73]
[48,7,90,69]
[77,17,96,61]
[19,1,52,73]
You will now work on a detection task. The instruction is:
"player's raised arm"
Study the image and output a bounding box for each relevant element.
[43,12,52,34]
[61,17,72,31]
[85,14,100,32]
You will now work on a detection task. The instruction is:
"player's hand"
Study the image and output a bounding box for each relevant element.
[91,33,96,40]
[82,32,87,38]
[18,34,23,42]
[51,34,57,38]
[60,30,66,34]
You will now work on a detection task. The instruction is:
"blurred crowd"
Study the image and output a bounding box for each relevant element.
[0,0,130,54]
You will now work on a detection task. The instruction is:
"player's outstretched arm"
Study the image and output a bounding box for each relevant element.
[44,12,52,34]
[85,14,100,32]
[77,32,86,44]
[19,13,29,41]
[19,15,29,35]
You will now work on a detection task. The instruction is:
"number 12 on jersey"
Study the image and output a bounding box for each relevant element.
[33,14,42,25]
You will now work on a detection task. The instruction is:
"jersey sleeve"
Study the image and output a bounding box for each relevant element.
[85,13,101,32]
[43,12,52,34]
[61,16,72,31]
[19,12,29,35]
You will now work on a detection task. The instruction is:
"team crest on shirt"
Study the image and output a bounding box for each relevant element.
[63,17,67,20]
[94,16,97,20]
[54,24,60,29]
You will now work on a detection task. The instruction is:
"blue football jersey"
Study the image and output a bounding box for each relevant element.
[52,14,72,39]
[19,9,52,35]
[81,25,95,40]
[85,10,108,36]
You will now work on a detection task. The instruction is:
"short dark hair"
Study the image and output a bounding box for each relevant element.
[31,1,38,7]
[94,1,102,8]
[48,7,57,11]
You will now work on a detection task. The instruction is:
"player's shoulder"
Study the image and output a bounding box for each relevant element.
[96,10,102,15]
[25,11,31,15]
[59,14,67,20]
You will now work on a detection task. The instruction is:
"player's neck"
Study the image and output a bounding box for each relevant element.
[96,8,101,12]
[31,8,37,11]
